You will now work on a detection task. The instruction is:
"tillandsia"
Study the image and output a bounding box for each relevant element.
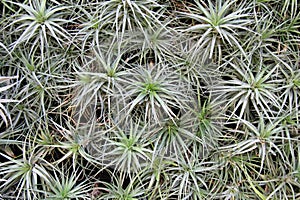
[0,0,299,199]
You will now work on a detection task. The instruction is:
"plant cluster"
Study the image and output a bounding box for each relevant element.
[0,0,299,199]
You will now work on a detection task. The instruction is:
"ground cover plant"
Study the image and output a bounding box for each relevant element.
[0,0,299,199]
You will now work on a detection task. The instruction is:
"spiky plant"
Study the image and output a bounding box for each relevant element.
[6,0,72,56]
[0,0,299,199]
[121,64,191,124]
[0,142,52,199]
[212,57,282,122]
[100,119,152,176]
[45,168,91,200]
[180,0,252,63]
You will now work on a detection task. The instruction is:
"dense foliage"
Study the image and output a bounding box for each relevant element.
[0,0,299,199]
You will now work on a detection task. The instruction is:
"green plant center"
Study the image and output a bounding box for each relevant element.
[251,81,261,90]
[143,82,160,94]
[91,19,99,29]
[71,143,80,153]
[293,79,300,87]
[22,163,32,173]
[35,12,47,24]
[124,138,135,150]
[107,69,116,78]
